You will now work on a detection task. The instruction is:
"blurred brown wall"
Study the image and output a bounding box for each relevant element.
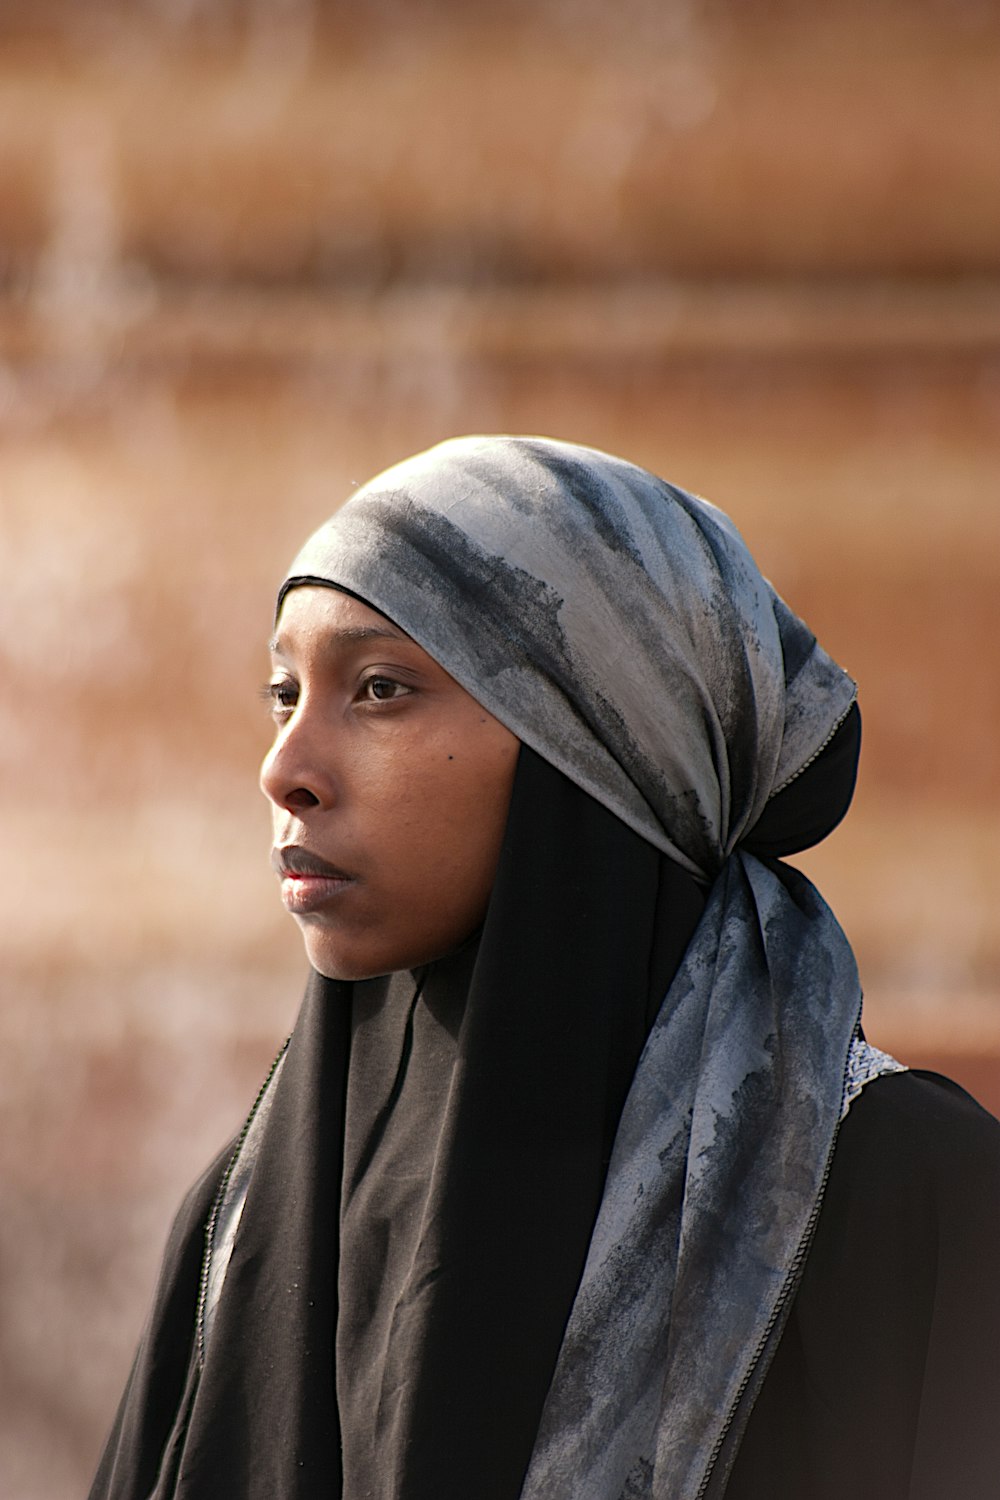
[2,3,999,1495]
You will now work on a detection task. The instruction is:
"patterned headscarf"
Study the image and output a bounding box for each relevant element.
[282,435,855,880]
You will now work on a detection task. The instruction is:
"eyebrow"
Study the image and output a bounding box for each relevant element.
[268,624,410,654]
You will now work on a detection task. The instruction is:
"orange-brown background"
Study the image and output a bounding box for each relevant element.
[2,3,999,1495]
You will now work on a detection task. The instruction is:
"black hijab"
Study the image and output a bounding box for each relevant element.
[90,746,711,1499]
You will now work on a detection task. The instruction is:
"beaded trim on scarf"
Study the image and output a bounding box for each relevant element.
[841,1037,907,1119]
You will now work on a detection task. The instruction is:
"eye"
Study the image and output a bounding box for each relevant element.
[360,674,411,703]
[261,677,299,721]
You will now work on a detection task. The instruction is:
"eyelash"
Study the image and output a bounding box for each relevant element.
[259,674,409,719]
[260,679,298,721]
[360,674,408,702]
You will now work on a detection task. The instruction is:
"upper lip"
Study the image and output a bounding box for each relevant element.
[272,845,353,880]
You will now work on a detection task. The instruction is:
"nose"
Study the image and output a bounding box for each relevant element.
[259,712,334,814]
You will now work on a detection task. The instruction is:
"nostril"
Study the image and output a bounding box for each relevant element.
[286,787,321,811]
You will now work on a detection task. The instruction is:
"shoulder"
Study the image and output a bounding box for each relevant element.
[848,1063,1000,1135]
[802,1066,1000,1327]
[730,1072,1000,1497]
[149,1135,237,1309]
[834,1066,1000,1208]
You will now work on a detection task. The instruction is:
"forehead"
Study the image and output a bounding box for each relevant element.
[270,586,411,655]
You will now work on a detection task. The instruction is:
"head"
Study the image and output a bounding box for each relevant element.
[260,585,520,980]
[264,435,858,972]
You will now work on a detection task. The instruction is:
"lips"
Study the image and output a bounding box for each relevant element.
[272,846,351,880]
[272,845,355,915]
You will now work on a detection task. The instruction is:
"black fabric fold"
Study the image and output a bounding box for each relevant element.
[741,703,862,858]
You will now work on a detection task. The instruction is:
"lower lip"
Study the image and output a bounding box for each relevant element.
[281,874,353,915]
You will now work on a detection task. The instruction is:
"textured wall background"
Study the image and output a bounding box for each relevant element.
[2,2,999,1495]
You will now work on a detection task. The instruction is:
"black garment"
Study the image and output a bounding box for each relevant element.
[724,1069,1000,1499]
[91,1063,1000,1499]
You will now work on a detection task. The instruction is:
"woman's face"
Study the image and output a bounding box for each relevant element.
[260,586,520,980]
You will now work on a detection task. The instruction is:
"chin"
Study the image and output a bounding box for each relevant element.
[290,914,355,980]
[301,928,405,983]
[300,927,468,983]
[305,947,387,983]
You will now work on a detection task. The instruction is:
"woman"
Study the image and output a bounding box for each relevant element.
[91,436,1000,1500]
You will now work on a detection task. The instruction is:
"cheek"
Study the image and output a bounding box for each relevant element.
[390,743,517,915]
[299,734,519,979]
[444,747,516,876]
